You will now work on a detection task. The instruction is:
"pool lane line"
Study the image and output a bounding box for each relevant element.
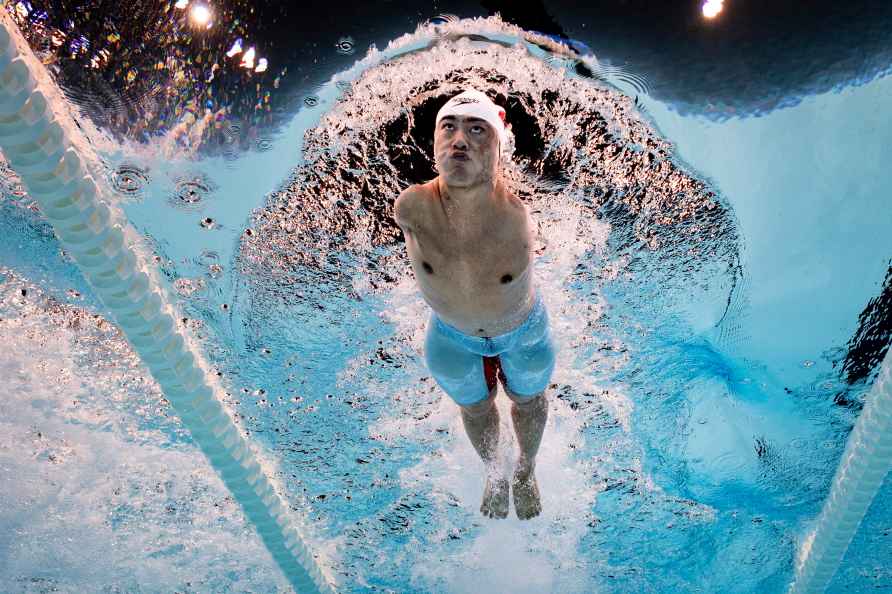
[789,345,892,593]
[0,18,332,594]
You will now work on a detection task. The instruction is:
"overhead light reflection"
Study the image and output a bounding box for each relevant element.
[190,4,212,27]
[703,0,724,19]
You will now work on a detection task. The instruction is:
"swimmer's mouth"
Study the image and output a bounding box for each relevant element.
[451,152,469,161]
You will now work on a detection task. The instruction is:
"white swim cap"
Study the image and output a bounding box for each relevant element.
[435,89,508,150]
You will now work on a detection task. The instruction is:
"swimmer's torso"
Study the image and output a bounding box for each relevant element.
[397,178,536,336]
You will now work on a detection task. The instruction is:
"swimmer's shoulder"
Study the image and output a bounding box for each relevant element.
[394,181,438,232]
[504,191,527,213]
[500,187,532,221]
[500,187,537,238]
[393,183,424,232]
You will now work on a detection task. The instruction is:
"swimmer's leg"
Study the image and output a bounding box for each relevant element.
[459,393,509,519]
[506,390,548,520]
[424,318,508,518]
[499,310,556,519]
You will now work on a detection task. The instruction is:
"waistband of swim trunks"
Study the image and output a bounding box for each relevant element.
[434,292,544,343]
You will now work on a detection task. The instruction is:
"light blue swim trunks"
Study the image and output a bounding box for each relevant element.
[424,294,557,406]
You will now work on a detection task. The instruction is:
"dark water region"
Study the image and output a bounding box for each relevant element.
[11,0,892,140]
[507,0,892,119]
[840,262,892,400]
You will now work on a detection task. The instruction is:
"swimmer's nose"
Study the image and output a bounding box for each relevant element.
[451,130,469,149]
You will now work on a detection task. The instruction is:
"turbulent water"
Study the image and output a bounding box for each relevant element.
[221,19,749,590]
[1,11,890,594]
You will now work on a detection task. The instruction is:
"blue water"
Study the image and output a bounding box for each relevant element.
[1,13,891,594]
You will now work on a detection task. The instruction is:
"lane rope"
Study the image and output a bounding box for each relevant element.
[788,342,892,594]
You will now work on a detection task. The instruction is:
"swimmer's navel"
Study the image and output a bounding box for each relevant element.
[422,261,433,274]
[500,274,513,284]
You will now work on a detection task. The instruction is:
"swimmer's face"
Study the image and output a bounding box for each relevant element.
[434,115,500,187]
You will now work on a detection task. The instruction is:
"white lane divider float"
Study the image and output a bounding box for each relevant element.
[789,344,892,594]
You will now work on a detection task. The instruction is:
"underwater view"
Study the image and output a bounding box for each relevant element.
[0,0,890,592]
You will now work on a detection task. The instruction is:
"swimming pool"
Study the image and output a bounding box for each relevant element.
[1,3,890,592]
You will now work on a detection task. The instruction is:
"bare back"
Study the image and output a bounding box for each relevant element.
[394,178,536,336]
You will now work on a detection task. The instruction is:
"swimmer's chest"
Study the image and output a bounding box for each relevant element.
[405,204,531,288]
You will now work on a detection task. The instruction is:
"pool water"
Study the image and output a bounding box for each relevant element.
[1,4,891,593]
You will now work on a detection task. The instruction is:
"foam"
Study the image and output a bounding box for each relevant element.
[0,271,289,591]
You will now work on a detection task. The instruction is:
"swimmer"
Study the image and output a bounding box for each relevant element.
[393,89,556,520]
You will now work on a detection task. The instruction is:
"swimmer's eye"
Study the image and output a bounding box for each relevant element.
[440,122,485,134]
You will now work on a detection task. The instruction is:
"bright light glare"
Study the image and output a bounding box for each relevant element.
[703,0,723,18]
[190,4,211,26]
[226,39,243,57]
[241,47,256,69]
[255,58,268,73]
[175,0,188,8]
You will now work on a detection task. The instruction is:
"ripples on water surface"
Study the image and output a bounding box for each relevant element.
[1,5,891,593]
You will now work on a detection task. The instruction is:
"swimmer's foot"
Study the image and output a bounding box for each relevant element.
[480,474,510,519]
[512,466,542,520]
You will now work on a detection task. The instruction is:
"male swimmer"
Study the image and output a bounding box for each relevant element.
[393,89,556,520]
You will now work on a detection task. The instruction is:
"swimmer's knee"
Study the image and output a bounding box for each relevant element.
[459,390,497,418]
[506,389,547,408]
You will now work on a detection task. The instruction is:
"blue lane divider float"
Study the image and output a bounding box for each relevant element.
[0,18,332,594]
[789,345,892,594]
